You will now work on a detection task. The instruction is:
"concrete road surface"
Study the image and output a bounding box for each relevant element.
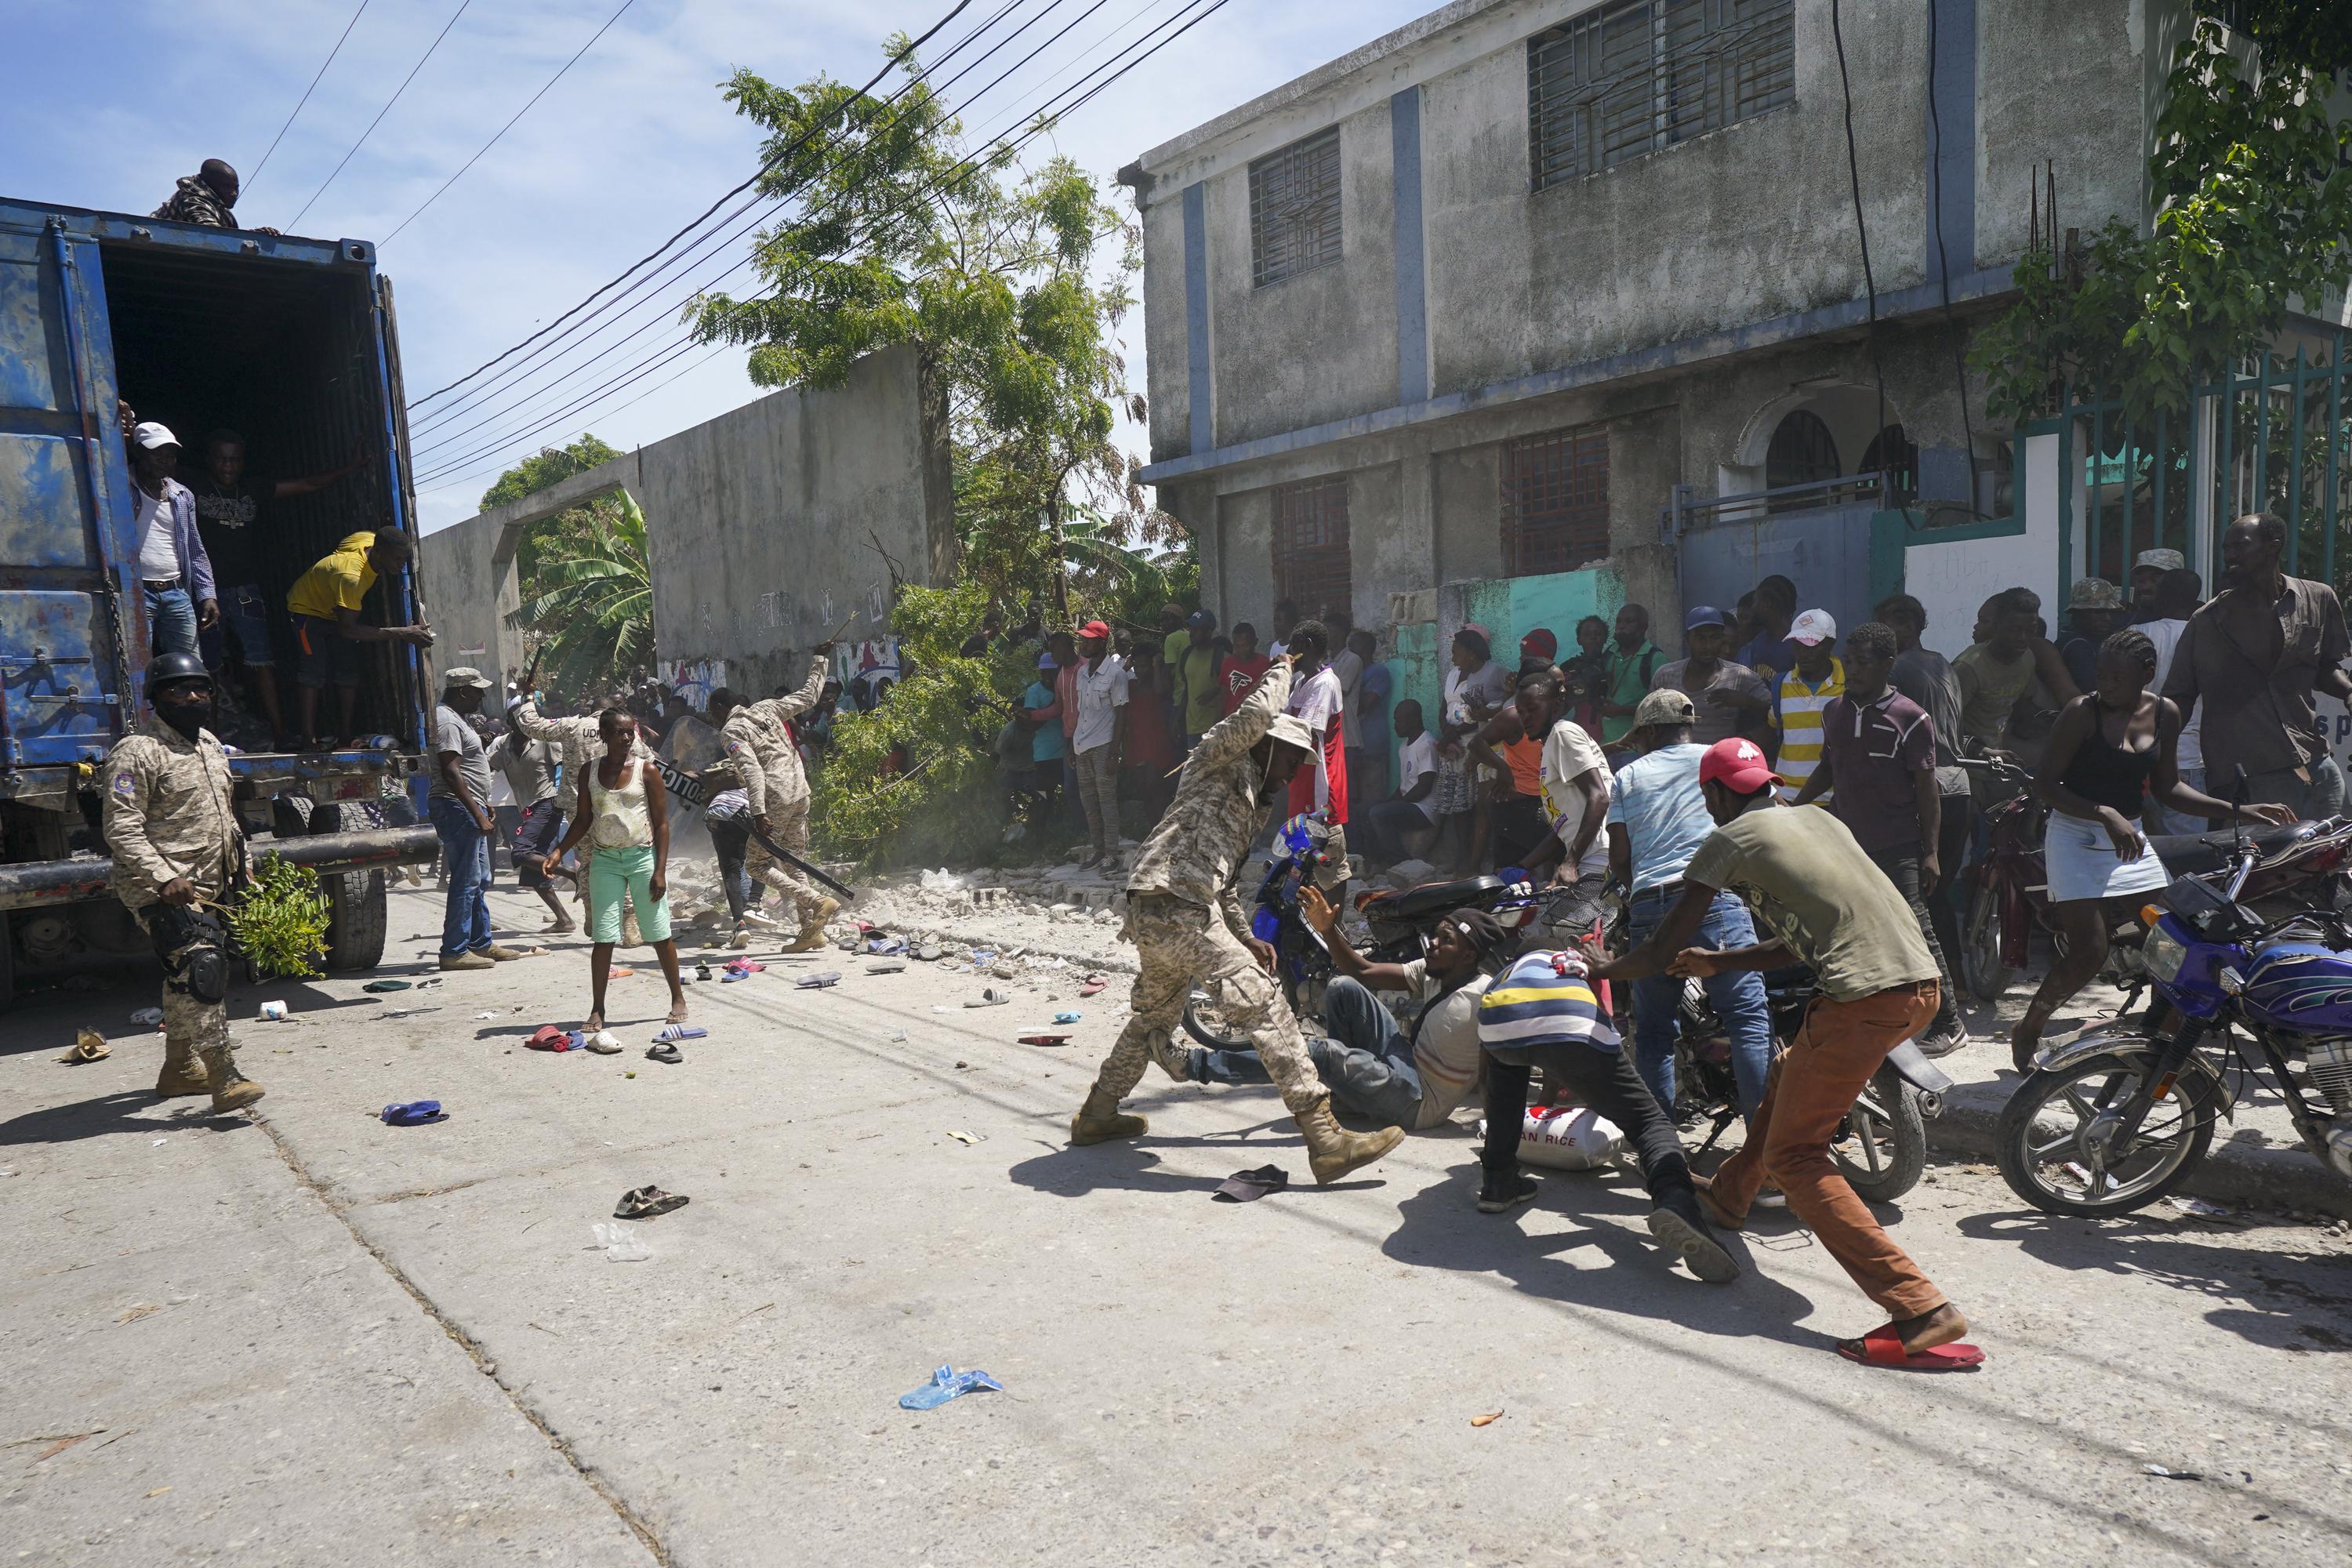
[5,880,2351,1566]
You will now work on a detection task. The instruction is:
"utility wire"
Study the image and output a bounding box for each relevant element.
[407,0,977,408]
[287,0,474,230]
[383,0,639,245]
[405,0,1053,442]
[246,0,372,192]
[1828,0,1892,498]
[1924,0,1985,520]
[412,0,1232,487]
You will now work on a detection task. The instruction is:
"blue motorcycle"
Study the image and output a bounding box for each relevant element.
[1997,833,2352,1217]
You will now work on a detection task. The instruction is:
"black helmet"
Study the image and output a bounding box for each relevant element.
[147,652,212,692]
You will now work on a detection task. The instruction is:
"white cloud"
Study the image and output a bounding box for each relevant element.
[7,0,1436,528]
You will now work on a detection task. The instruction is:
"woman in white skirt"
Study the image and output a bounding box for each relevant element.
[2011,628,2295,1069]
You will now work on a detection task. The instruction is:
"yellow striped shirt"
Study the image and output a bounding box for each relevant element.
[1773,656,1843,802]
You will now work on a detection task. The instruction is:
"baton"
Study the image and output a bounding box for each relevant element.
[746,821,858,899]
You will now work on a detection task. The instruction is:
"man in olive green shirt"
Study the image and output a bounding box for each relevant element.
[1172,608,1225,746]
[1586,736,1978,1371]
[1596,602,1664,749]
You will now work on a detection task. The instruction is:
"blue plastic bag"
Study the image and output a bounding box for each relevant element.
[898,1363,1003,1410]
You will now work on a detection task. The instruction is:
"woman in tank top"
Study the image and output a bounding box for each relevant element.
[2013,628,2292,1069]
[538,708,689,1034]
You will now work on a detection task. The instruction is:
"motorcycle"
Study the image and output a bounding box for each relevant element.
[1665,964,1952,1204]
[1180,815,1544,1048]
[1956,753,2352,1003]
[1995,828,2352,1216]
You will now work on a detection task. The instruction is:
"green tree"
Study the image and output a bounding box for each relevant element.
[480,434,626,597]
[506,490,655,700]
[1973,18,2352,423]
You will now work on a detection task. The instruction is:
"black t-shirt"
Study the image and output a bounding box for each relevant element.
[187,474,271,590]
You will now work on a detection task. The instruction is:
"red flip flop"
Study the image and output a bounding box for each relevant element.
[1837,1325,1985,1371]
[1017,1033,1072,1047]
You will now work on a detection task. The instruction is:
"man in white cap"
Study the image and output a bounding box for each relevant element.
[430,669,526,972]
[2130,548,2187,625]
[1770,609,1842,801]
[126,422,214,659]
[1071,655,1407,1185]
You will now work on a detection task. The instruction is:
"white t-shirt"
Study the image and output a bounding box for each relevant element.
[136,486,179,583]
[1541,717,1613,877]
[1070,656,1130,755]
[2145,616,2203,771]
[1396,730,1439,821]
[1286,665,1345,811]
[1329,648,1366,750]
[1402,961,1492,1128]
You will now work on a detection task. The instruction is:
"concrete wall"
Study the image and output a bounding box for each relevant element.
[417,344,953,702]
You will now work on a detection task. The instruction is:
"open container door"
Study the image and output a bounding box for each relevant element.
[0,210,141,773]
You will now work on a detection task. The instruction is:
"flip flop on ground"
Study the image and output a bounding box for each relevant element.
[614,1185,690,1219]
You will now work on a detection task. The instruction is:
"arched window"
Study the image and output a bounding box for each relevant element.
[1859,423,1917,497]
[1766,409,1840,491]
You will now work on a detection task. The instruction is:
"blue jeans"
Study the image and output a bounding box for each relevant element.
[706,807,753,917]
[429,797,493,958]
[144,583,198,659]
[1192,975,1425,1127]
[1628,886,1773,1119]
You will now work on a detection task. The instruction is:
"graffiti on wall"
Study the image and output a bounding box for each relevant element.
[659,658,728,711]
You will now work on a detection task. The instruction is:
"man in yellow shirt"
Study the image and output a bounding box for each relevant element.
[1770,609,1842,803]
[285,527,434,747]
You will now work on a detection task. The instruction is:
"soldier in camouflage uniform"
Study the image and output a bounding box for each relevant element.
[709,647,840,953]
[103,654,264,1110]
[151,159,266,230]
[1074,657,1406,1185]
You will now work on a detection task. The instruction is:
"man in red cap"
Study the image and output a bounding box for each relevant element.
[1069,620,1129,867]
[1518,626,1559,670]
[1583,735,1980,1370]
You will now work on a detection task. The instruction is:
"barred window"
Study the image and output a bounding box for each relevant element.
[1271,479,1352,616]
[1250,127,1343,287]
[1529,0,1795,191]
[1501,426,1610,577]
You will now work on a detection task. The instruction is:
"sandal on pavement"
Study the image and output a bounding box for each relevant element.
[613,1185,690,1219]
[967,987,1011,1007]
[1837,1324,1985,1371]
[646,1043,684,1065]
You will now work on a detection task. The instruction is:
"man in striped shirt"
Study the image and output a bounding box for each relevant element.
[1771,608,1842,800]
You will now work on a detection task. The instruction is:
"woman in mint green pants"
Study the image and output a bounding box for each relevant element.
[537,709,688,1033]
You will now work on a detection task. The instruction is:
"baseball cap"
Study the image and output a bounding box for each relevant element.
[442,666,494,691]
[1698,735,1781,794]
[1519,627,1559,661]
[2068,576,2125,612]
[1186,608,1217,632]
[1632,688,1697,728]
[2135,548,2187,572]
[1684,604,1727,631]
[1076,619,1111,641]
[1265,713,1317,753]
[1036,651,1058,670]
[1788,608,1836,645]
[132,421,180,450]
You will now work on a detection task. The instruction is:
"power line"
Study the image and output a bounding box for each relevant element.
[405,0,1050,444]
[411,0,1232,491]
[407,0,978,408]
[411,0,1234,488]
[383,0,639,245]
[287,0,474,230]
[247,0,373,193]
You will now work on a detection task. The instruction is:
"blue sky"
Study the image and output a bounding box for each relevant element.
[2,0,1435,530]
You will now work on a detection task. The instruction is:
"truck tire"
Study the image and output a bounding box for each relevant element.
[310,802,389,971]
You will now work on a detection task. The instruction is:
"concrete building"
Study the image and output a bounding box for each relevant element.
[419,343,953,701]
[1122,0,2201,728]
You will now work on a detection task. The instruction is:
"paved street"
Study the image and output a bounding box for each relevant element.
[8,874,2352,1567]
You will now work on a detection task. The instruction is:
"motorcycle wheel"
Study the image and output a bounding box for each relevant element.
[1965,882,2015,1004]
[1830,1062,1926,1203]
[1181,990,1252,1051]
[1994,1048,2216,1217]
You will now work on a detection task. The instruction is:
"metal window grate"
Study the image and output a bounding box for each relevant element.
[1271,478,1353,615]
[1529,0,1795,191]
[1501,426,1611,576]
[1250,126,1343,287]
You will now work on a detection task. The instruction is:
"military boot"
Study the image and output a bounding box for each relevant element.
[1069,1086,1148,1145]
[154,1038,210,1099]
[1294,1096,1403,1185]
[202,1047,267,1112]
[786,896,840,953]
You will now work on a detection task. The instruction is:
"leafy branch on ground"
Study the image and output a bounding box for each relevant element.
[230,854,331,979]
[1972,18,2352,424]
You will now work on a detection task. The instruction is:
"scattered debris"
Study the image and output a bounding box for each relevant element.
[796,971,843,989]
[1017,1034,1071,1047]
[614,1185,689,1219]
[30,1431,103,1461]
[1213,1165,1290,1203]
[115,1304,164,1325]
[129,1007,164,1026]
[1470,1410,1505,1428]
[61,1029,110,1065]
[967,988,1011,1007]
[2143,1463,2205,1480]
[898,1363,1003,1410]
[868,960,907,975]
[2167,1196,2240,1222]
[945,1130,985,1145]
[360,980,409,994]
[258,1000,289,1022]
[593,1221,650,1261]
[473,1011,497,1021]
[379,1101,450,1126]
[1053,1010,1082,1024]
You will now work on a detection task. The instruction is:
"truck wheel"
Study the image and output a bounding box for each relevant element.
[310,802,389,971]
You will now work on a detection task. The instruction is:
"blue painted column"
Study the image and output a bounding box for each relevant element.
[1182,181,1213,456]
[1391,85,1428,406]
[1924,0,1976,281]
